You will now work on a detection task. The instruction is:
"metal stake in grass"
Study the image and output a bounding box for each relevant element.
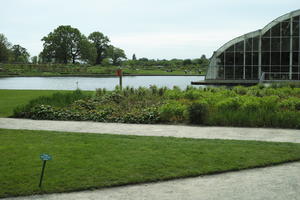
[39,154,52,188]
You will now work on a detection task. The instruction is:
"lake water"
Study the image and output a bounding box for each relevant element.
[0,76,205,91]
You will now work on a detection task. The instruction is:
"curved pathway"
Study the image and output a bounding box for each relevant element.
[1,118,300,200]
[7,162,300,200]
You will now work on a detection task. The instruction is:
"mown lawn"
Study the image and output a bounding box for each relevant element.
[1,128,300,198]
[0,90,93,117]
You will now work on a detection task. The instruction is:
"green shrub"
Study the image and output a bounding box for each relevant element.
[187,100,209,124]
[216,97,242,111]
[279,97,300,111]
[241,97,261,112]
[233,86,248,95]
[159,101,187,122]
[165,90,184,100]
[184,89,203,100]
[259,96,279,111]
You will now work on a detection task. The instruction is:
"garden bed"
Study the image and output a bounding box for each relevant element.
[12,84,300,129]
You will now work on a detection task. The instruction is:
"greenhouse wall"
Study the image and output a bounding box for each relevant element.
[206,9,300,81]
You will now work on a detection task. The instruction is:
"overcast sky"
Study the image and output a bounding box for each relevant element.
[1,0,299,59]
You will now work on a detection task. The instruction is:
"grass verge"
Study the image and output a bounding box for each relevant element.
[1,128,300,198]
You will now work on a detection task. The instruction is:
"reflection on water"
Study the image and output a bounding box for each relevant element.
[0,76,205,91]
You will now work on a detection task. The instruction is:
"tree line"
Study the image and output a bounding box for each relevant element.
[0,25,126,65]
[124,55,209,68]
[0,34,30,63]
[0,25,209,68]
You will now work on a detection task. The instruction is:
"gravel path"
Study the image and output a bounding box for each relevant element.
[0,118,300,143]
[1,118,300,200]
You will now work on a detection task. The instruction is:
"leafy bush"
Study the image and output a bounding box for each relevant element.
[159,101,187,122]
[259,96,279,111]
[187,100,209,124]
[216,97,242,111]
[241,97,261,112]
[279,97,300,111]
[233,86,248,95]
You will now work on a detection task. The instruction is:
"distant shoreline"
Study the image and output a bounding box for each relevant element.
[0,74,205,78]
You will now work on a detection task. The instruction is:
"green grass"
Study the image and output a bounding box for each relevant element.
[0,90,94,117]
[1,128,300,198]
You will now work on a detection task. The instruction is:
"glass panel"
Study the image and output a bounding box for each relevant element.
[271,23,281,37]
[225,52,234,65]
[263,29,271,37]
[271,52,280,65]
[262,52,270,65]
[252,52,259,65]
[225,66,234,79]
[293,37,299,52]
[217,66,225,79]
[271,38,280,51]
[245,38,252,51]
[293,66,299,72]
[281,37,290,52]
[235,41,244,52]
[245,52,252,65]
[226,45,235,52]
[253,37,259,51]
[293,16,300,21]
[281,66,290,72]
[245,66,252,79]
[271,65,280,72]
[252,66,258,79]
[235,52,244,65]
[217,53,225,65]
[281,52,290,65]
[293,52,299,65]
[292,66,299,80]
[292,21,299,36]
[262,38,270,51]
[281,21,290,37]
[262,66,270,72]
[292,74,299,80]
[235,66,244,79]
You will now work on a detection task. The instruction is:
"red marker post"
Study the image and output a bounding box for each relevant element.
[116,69,123,90]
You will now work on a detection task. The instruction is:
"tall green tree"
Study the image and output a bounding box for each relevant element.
[11,44,30,63]
[41,25,87,64]
[79,38,97,64]
[88,32,110,65]
[0,34,11,63]
[106,45,127,65]
[31,56,38,64]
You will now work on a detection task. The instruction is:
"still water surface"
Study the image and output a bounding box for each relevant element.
[0,76,205,91]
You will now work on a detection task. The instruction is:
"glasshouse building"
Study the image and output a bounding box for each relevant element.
[204,9,300,84]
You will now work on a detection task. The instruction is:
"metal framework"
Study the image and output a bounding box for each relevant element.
[206,9,300,81]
